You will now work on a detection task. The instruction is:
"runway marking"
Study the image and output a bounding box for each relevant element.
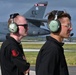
[23,49,76,52]
[29,70,36,75]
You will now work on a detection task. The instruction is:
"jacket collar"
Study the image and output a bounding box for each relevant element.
[46,36,64,46]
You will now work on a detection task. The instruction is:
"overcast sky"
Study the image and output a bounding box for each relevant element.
[0,0,76,37]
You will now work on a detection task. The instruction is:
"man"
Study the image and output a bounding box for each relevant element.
[36,10,72,75]
[0,13,30,75]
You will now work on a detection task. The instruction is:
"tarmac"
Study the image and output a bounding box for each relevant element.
[0,66,76,75]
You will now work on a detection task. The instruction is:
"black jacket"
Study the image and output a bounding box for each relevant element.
[36,36,69,75]
[0,34,30,75]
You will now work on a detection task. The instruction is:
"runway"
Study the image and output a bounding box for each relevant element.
[21,41,76,44]
[23,49,76,52]
[0,66,76,75]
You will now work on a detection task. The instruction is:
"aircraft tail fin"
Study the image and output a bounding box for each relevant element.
[23,1,48,19]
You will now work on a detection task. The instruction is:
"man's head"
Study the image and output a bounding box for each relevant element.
[8,13,28,37]
[47,10,72,38]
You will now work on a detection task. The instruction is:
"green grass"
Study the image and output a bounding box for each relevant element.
[24,52,38,66]
[22,44,43,49]
[25,51,76,66]
[22,43,76,50]
[0,42,76,50]
[63,44,76,50]
[65,52,76,66]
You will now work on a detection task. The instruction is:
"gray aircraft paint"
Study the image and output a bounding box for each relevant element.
[0,1,50,42]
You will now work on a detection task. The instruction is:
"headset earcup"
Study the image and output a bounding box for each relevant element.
[9,23,18,33]
[49,20,60,33]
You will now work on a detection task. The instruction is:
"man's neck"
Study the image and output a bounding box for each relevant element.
[50,33,63,42]
[10,33,22,43]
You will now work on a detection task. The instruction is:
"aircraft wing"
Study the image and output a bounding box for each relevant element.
[26,17,47,27]
[26,17,48,22]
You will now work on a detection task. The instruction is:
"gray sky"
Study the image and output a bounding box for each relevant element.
[0,0,76,37]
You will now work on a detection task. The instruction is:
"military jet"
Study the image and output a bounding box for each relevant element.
[0,1,50,41]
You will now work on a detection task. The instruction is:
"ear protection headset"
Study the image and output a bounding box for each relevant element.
[49,11,61,33]
[8,13,19,33]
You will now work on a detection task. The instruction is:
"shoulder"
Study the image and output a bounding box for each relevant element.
[1,38,17,50]
[43,40,59,49]
[40,40,60,56]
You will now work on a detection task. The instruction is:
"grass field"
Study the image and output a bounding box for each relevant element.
[23,43,76,66]
[22,43,76,50]
[0,42,76,50]
[65,52,76,66]
[63,44,76,50]
[24,51,76,66]
[24,52,38,66]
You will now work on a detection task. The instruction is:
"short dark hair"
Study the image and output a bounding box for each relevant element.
[8,13,19,25]
[10,13,19,19]
[47,10,71,23]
